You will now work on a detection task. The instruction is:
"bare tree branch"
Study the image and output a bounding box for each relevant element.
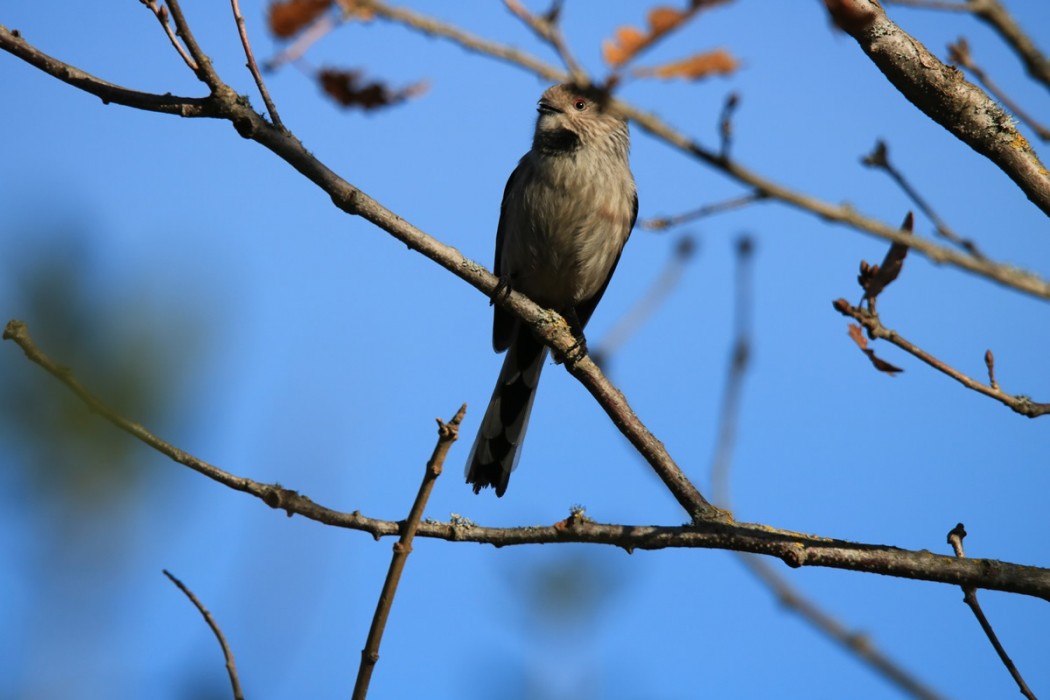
[163,570,245,700]
[353,406,464,700]
[824,0,1050,216]
[0,26,214,117]
[709,239,946,700]
[4,319,1050,601]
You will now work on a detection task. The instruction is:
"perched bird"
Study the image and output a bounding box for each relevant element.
[466,83,638,496]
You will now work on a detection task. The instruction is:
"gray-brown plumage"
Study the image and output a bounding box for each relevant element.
[466,83,638,496]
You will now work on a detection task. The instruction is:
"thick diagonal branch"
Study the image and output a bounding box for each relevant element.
[825,0,1050,215]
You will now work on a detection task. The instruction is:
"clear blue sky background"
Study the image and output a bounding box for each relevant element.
[2,2,1048,699]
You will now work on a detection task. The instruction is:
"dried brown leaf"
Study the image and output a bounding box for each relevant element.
[847,323,903,375]
[318,68,427,111]
[602,0,730,68]
[648,6,687,33]
[865,350,904,375]
[847,323,868,350]
[268,0,333,39]
[863,212,912,300]
[634,49,739,80]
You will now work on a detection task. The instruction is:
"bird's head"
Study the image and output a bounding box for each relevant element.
[532,83,628,155]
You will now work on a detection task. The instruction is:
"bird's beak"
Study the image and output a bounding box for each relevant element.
[537,99,561,115]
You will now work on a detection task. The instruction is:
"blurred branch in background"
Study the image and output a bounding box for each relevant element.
[708,236,947,700]
[591,234,698,370]
[860,140,983,258]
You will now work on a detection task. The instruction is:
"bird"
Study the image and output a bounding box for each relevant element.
[466,83,638,497]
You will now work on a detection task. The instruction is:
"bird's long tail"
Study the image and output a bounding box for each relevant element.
[465,327,548,496]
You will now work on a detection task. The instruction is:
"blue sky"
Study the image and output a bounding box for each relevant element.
[2,1,1049,698]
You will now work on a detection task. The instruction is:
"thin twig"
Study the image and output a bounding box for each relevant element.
[833,300,1050,417]
[709,240,946,700]
[861,140,983,257]
[353,0,565,82]
[163,570,245,700]
[947,525,1038,700]
[0,26,214,117]
[948,38,1050,141]
[504,0,587,85]
[352,406,464,700]
[5,319,1049,599]
[641,192,766,231]
[230,0,285,129]
[139,0,198,71]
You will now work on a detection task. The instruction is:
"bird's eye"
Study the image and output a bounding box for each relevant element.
[573,99,587,111]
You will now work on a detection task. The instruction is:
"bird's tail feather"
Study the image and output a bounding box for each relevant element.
[465,328,548,496]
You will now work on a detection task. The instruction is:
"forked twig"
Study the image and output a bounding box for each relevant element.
[504,0,586,85]
[230,0,285,129]
[352,405,465,700]
[163,570,245,700]
[833,299,1050,417]
[139,0,198,71]
[947,524,1037,700]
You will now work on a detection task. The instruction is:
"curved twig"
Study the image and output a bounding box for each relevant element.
[163,570,245,700]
